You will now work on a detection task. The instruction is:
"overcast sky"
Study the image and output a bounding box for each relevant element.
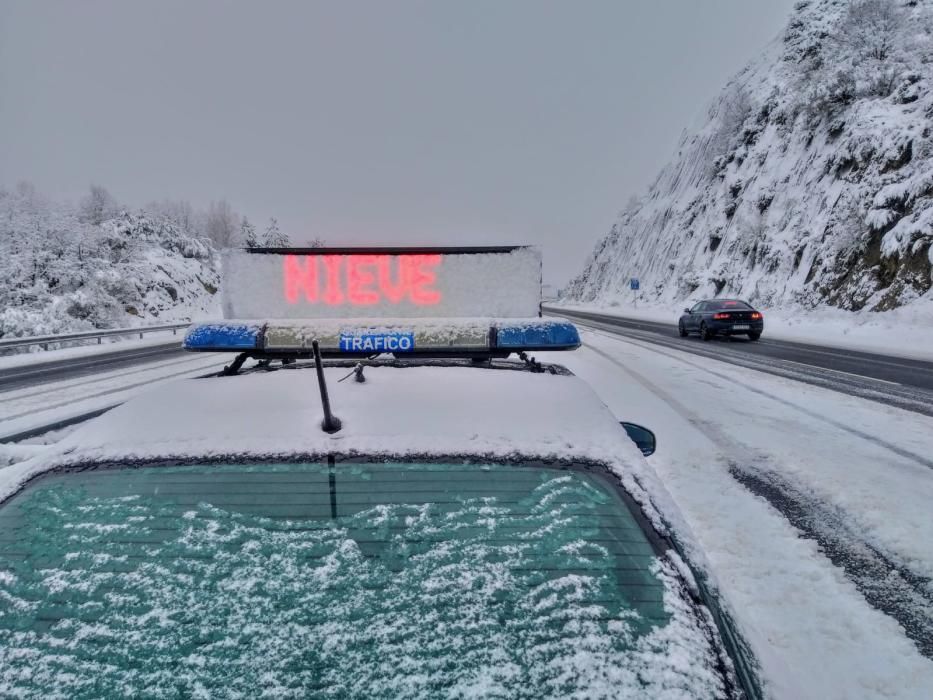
[0,0,796,285]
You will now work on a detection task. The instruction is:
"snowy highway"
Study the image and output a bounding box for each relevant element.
[0,341,187,393]
[547,305,933,417]
[0,341,227,443]
[540,324,933,698]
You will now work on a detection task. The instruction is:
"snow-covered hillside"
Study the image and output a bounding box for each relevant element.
[565,0,933,316]
[0,184,220,338]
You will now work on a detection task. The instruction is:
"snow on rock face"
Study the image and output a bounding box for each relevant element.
[0,188,220,339]
[566,0,933,313]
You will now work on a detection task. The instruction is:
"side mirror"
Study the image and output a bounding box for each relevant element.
[621,422,657,457]
[684,308,692,314]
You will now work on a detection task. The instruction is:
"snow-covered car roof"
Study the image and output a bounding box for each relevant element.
[0,359,753,698]
[0,361,676,535]
[71,363,630,459]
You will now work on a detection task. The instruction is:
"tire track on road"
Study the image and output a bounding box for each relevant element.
[585,328,933,471]
[728,468,933,658]
[1,359,224,423]
[582,340,933,658]
[0,343,184,391]
[1,352,212,403]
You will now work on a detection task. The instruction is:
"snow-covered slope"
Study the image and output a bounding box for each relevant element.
[0,185,220,338]
[565,0,933,316]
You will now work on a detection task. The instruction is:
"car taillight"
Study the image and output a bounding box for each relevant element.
[713,313,730,320]
[751,312,762,320]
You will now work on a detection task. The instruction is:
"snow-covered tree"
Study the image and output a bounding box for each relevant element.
[708,84,753,160]
[0,184,220,340]
[262,217,290,247]
[241,217,259,248]
[835,0,909,97]
[205,199,239,249]
[148,199,197,235]
[837,0,904,63]
[78,185,119,225]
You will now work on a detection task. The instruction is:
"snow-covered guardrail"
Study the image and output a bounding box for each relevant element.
[0,322,191,352]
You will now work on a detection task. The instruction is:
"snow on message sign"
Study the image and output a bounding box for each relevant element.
[221,247,542,319]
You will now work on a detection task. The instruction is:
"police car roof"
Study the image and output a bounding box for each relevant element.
[42,363,630,464]
[0,362,668,528]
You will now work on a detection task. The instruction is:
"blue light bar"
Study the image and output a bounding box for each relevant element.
[183,323,261,351]
[495,320,581,350]
[182,319,580,355]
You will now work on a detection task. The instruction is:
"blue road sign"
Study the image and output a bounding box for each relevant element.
[630,278,640,291]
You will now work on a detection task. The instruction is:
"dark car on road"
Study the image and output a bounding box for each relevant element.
[679,299,764,341]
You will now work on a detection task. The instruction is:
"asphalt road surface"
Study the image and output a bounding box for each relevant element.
[0,341,186,393]
[544,305,933,418]
[5,309,933,421]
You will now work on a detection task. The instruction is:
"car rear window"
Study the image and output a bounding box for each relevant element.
[709,300,753,310]
[0,462,726,697]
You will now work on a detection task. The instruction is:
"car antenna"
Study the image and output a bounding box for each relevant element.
[312,340,342,433]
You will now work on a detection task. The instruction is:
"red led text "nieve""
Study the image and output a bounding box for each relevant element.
[283,254,442,306]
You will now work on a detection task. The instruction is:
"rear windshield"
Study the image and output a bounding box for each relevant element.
[0,462,725,697]
[709,300,753,310]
